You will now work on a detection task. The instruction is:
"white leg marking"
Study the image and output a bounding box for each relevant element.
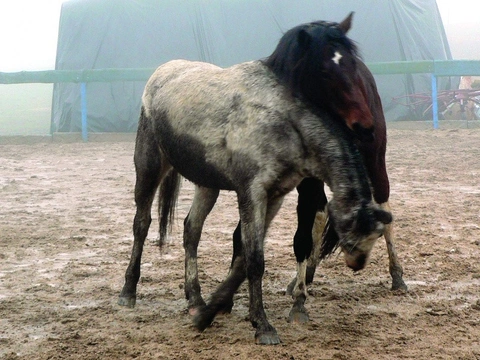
[293,261,308,299]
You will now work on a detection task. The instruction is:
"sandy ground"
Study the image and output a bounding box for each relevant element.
[0,129,479,360]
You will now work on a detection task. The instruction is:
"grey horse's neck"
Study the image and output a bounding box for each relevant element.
[307,115,373,214]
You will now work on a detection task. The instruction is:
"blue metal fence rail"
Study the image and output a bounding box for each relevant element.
[367,60,480,130]
[1,60,480,140]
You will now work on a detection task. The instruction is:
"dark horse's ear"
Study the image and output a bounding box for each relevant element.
[297,29,312,50]
[338,12,354,34]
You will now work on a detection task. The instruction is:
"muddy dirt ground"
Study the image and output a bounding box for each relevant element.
[1,129,479,359]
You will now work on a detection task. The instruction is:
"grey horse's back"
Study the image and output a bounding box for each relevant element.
[140,59,310,192]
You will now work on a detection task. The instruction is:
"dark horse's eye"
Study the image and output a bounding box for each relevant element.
[339,50,355,68]
[350,56,358,70]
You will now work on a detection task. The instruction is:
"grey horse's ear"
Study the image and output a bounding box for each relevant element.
[338,12,354,34]
[297,29,312,49]
[374,209,393,225]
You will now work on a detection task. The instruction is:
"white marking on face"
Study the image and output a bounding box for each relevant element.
[332,51,342,65]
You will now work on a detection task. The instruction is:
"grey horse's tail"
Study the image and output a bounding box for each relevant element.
[158,169,182,247]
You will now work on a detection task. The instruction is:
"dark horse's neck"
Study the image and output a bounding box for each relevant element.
[261,21,358,113]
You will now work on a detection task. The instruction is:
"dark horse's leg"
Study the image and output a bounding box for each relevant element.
[380,201,407,291]
[184,186,219,314]
[291,202,407,295]
[359,60,407,291]
[287,139,407,301]
[362,142,407,291]
[118,117,169,307]
[286,178,328,323]
[195,193,284,345]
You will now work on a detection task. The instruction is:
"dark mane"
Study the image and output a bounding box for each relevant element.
[262,20,360,111]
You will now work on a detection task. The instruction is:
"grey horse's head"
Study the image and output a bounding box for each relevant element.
[328,200,392,271]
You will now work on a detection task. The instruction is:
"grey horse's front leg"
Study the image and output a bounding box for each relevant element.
[194,192,283,345]
[183,186,219,314]
[193,253,247,330]
[242,193,284,344]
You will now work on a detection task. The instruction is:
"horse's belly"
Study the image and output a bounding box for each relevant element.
[157,121,236,190]
[169,154,236,190]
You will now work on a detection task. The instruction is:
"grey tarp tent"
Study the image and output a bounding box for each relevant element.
[52,0,454,132]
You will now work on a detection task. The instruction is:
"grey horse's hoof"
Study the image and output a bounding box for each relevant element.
[391,279,408,292]
[255,330,281,345]
[193,306,215,331]
[118,296,136,308]
[391,272,408,292]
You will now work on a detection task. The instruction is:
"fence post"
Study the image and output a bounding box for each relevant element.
[431,74,439,129]
[80,82,88,141]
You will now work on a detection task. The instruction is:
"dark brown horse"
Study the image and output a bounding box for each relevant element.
[118,13,392,344]
[284,58,407,323]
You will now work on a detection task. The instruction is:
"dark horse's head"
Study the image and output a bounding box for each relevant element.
[263,12,374,141]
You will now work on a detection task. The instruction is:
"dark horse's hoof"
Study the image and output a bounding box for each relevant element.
[288,294,309,324]
[288,307,309,324]
[255,329,281,345]
[118,296,136,308]
[187,298,207,316]
[189,300,233,316]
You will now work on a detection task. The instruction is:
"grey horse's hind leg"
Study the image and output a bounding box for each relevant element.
[381,202,407,291]
[184,186,219,315]
[119,122,168,308]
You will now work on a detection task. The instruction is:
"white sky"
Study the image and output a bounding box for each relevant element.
[0,0,478,72]
[436,0,480,59]
[0,0,65,71]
